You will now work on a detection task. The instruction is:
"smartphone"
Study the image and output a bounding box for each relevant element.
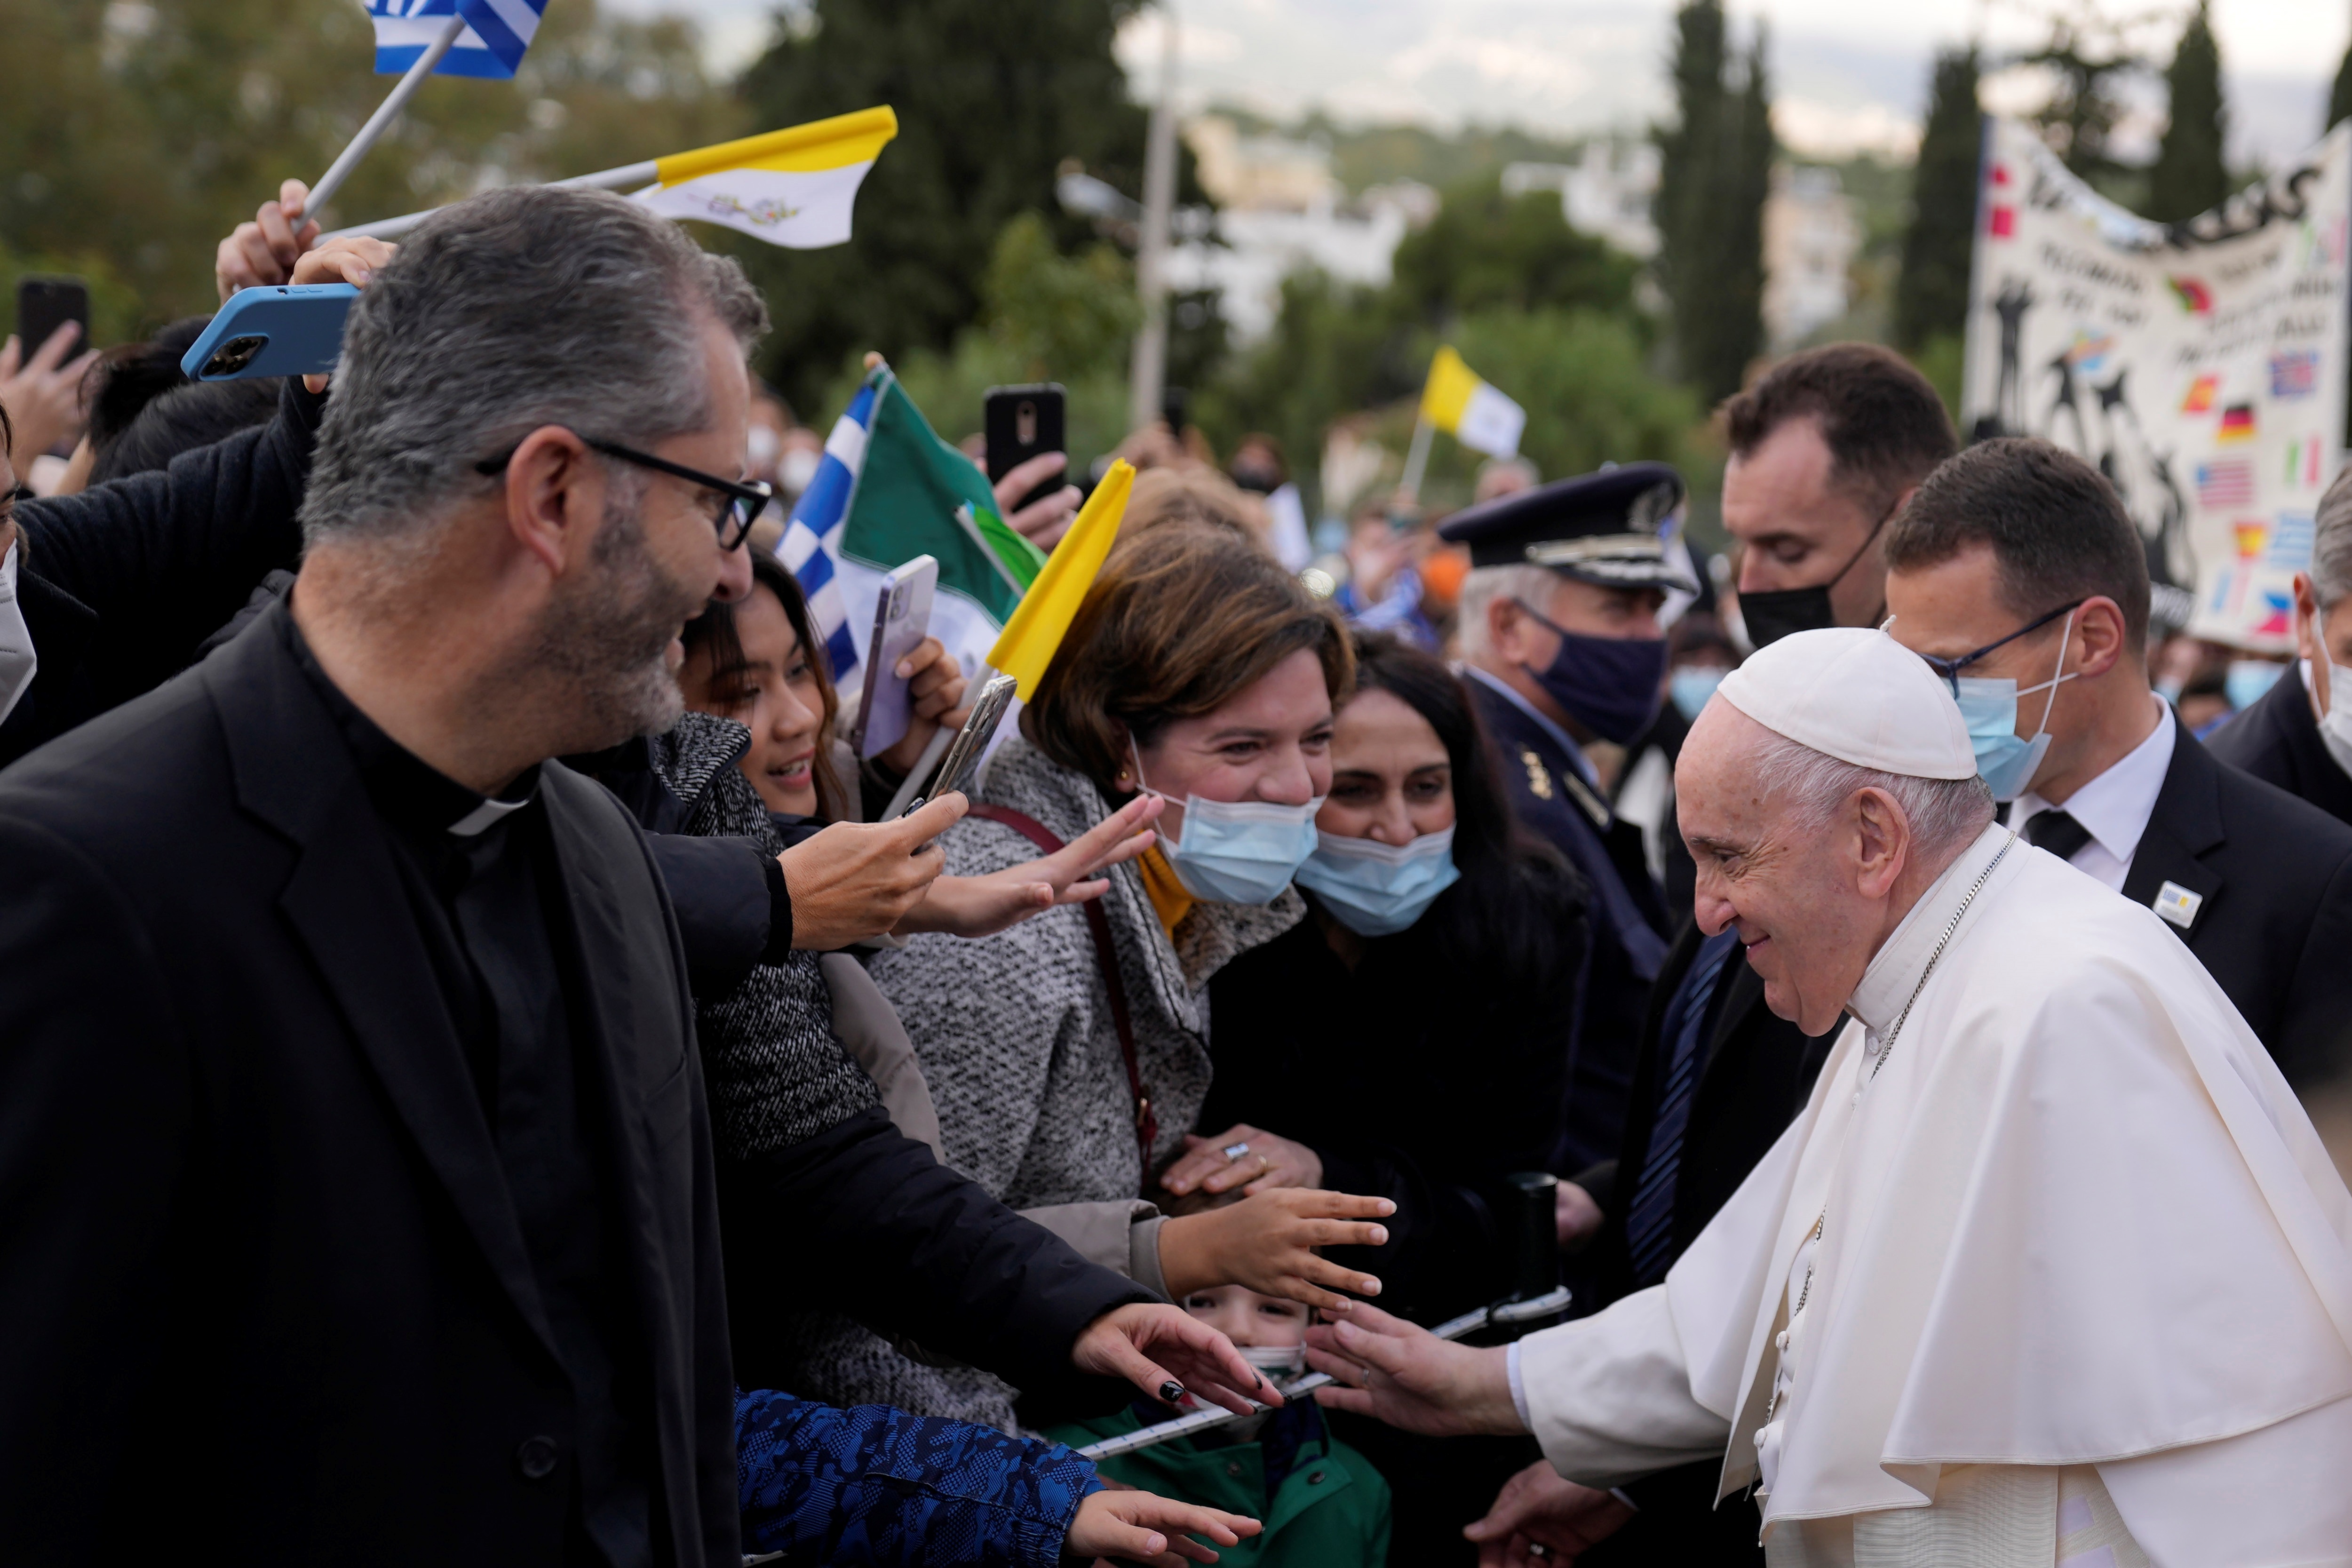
[851,555,939,761]
[984,383,1067,514]
[15,276,88,358]
[903,673,1019,817]
[180,284,359,381]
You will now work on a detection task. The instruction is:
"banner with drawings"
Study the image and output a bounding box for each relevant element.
[1961,118,2350,652]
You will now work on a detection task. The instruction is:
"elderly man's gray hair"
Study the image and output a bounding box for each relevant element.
[1455,564,1559,662]
[301,185,769,547]
[1748,727,1994,859]
[2313,465,2352,611]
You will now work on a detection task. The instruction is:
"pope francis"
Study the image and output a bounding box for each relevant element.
[1308,627,2352,1567]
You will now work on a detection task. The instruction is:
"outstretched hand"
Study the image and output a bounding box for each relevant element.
[1305,1302,1523,1438]
[1464,1460,1634,1567]
[0,322,100,469]
[995,450,1082,550]
[1155,1187,1395,1310]
[217,177,322,300]
[1070,1301,1281,1418]
[781,793,962,950]
[896,793,1163,939]
[1065,1487,1260,1566]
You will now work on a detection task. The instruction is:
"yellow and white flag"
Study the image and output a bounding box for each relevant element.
[1420,345,1526,460]
[632,106,898,249]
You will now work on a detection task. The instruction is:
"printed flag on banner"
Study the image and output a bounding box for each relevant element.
[1420,345,1527,460]
[1962,118,2352,651]
[777,361,1046,686]
[365,0,547,80]
[633,107,898,250]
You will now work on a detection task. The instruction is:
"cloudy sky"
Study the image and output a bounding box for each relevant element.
[624,0,2345,169]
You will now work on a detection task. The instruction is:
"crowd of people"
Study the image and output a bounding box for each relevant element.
[3,176,2352,1568]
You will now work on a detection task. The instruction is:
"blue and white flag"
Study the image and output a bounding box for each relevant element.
[366,0,548,80]
[777,381,878,684]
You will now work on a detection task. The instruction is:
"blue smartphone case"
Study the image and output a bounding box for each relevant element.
[180,284,359,381]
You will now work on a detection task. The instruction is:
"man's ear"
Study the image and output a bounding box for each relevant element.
[1487,596,1525,663]
[500,425,603,578]
[2074,596,2130,681]
[1851,786,1907,899]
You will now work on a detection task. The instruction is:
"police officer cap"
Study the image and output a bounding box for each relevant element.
[1438,461,1694,592]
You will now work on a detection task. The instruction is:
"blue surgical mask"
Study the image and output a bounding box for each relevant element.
[1514,598,1667,743]
[2225,659,2284,712]
[1669,665,1726,721]
[1294,826,1462,937]
[1134,742,1323,905]
[1952,609,2077,803]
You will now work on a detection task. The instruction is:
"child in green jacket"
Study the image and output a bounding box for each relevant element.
[1045,1284,1392,1567]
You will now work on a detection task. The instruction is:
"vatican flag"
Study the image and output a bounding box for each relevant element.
[632,106,898,249]
[1420,345,1527,460]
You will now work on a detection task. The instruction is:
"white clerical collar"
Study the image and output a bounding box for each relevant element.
[1846,820,2013,1036]
[1461,663,1599,787]
[2010,696,2174,869]
[448,794,532,837]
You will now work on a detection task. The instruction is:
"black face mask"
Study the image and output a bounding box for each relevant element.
[1738,505,1893,648]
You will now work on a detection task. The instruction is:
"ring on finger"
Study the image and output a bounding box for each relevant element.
[1222,1141,1251,1161]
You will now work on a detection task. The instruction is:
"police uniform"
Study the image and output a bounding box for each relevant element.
[1440,465,1690,1177]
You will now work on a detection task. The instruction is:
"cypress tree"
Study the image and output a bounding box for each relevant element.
[1703,27,1771,401]
[2148,1,2230,223]
[1655,0,1726,385]
[2330,25,2352,134]
[1896,48,1981,352]
[1654,0,1771,402]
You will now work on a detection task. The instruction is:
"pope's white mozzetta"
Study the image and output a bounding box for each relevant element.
[1502,627,2352,1566]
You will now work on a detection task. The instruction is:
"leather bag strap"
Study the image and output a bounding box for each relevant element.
[965,804,1158,1185]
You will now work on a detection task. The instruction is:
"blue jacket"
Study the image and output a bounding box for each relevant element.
[736,1389,1101,1567]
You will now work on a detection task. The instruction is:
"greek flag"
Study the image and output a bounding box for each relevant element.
[366,0,548,80]
[777,381,879,684]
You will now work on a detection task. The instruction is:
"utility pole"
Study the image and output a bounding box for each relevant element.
[1128,2,1179,434]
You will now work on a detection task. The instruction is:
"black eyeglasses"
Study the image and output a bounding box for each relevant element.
[1915,597,2086,698]
[475,435,773,550]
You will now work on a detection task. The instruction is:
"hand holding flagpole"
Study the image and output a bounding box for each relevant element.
[308,14,467,217]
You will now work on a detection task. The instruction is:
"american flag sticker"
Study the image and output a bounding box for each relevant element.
[2270,350,2320,400]
[2196,459,2256,508]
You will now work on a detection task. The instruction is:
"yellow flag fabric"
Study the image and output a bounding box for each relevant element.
[1417,345,1527,460]
[635,107,898,249]
[1421,345,1483,430]
[986,459,1136,700]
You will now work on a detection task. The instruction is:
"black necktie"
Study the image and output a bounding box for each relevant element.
[2026,808,2092,861]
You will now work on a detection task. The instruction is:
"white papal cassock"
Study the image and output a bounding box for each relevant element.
[1510,822,2352,1567]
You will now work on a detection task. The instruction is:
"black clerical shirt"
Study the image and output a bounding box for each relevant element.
[284,615,651,1568]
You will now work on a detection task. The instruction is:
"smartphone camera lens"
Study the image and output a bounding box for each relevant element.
[203,335,268,377]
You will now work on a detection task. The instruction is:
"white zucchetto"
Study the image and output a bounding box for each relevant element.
[1715,627,1976,780]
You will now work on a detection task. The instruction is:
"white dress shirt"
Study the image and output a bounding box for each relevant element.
[2008,696,2174,890]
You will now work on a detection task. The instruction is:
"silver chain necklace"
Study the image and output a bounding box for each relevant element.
[1761,833,2017,1429]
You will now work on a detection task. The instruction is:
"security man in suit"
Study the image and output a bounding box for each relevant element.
[1440,463,1690,1176]
[1885,437,2352,1090]
[2211,465,2352,828]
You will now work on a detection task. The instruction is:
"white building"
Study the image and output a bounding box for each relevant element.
[1762,165,1859,349]
[1504,138,1661,258]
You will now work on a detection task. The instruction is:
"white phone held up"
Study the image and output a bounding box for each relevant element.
[850,555,939,761]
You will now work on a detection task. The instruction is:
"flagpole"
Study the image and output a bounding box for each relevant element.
[324,158,662,242]
[1398,414,1435,504]
[310,14,468,217]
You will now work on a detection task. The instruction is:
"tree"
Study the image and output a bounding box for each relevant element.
[2018,7,2145,185]
[2148,2,2229,223]
[1896,48,1982,352]
[2329,19,2352,135]
[736,0,1183,416]
[1654,1,1770,403]
[1388,175,1639,326]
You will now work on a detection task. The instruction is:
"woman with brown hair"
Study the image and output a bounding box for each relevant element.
[859,522,1398,1423]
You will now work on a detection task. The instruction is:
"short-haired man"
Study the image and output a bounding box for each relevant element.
[0,187,1262,1561]
[1884,437,2352,1087]
[2211,462,2352,826]
[1720,342,1957,649]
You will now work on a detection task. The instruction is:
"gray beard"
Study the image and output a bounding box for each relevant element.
[527,488,699,749]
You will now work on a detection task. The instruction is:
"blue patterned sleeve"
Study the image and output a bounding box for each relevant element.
[735,1388,1104,1568]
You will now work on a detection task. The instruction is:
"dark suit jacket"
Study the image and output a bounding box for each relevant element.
[0,379,319,768]
[2122,725,2352,1089]
[0,610,734,1565]
[2208,663,2352,829]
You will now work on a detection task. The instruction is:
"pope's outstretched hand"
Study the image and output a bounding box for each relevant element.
[1304,1303,1524,1438]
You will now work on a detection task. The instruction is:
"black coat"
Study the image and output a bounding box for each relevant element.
[2208,664,2352,829]
[2120,725,2352,1089]
[0,378,320,768]
[1571,922,1837,1568]
[1202,885,1583,1324]
[0,608,735,1565]
[1464,675,1671,1176]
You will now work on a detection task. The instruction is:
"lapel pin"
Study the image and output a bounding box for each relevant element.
[2153,881,2202,930]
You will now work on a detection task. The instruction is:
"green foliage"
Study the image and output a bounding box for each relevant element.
[1389,175,1639,325]
[2018,8,2145,185]
[1655,0,1770,403]
[737,0,1190,416]
[1204,109,1583,197]
[1194,270,1416,499]
[2333,40,2352,137]
[977,212,1138,382]
[1911,332,1966,429]
[0,0,741,342]
[1896,48,1981,351]
[2147,2,2229,223]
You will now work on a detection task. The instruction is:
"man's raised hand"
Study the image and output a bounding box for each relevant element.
[1464,1460,1634,1567]
[780,793,962,950]
[1305,1302,1524,1438]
